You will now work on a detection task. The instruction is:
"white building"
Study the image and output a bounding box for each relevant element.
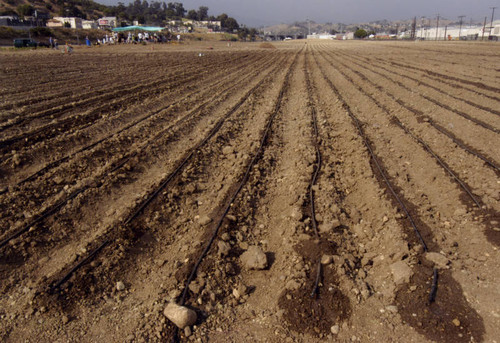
[98,17,117,29]
[82,20,97,30]
[50,17,83,29]
[415,20,500,40]
[307,32,335,39]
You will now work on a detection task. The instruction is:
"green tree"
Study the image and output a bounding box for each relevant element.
[187,9,197,20]
[173,2,185,17]
[17,4,34,17]
[197,6,208,21]
[218,14,238,32]
[354,29,368,39]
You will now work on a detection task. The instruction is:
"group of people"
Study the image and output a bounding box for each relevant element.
[48,36,73,53]
[47,30,178,51]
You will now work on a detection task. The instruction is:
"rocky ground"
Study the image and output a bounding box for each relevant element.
[0,40,499,342]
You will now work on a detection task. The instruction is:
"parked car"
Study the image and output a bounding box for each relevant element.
[13,38,39,48]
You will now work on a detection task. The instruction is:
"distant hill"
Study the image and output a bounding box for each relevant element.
[264,17,477,36]
[0,0,107,19]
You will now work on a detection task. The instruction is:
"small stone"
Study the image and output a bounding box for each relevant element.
[232,288,241,299]
[217,241,231,257]
[240,246,268,270]
[188,282,203,295]
[453,208,467,216]
[222,146,234,155]
[390,261,413,286]
[321,255,333,265]
[330,324,340,335]
[62,315,69,324]
[319,219,340,234]
[386,305,398,313]
[164,303,197,329]
[383,216,389,223]
[425,252,450,269]
[198,215,212,226]
[184,326,192,337]
[285,279,301,290]
[116,281,126,291]
[452,318,460,327]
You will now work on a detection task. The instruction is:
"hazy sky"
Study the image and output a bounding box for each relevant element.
[99,0,499,27]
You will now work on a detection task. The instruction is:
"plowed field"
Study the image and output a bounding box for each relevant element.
[1,40,499,343]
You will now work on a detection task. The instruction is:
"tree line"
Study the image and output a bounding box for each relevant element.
[8,0,241,33]
[104,1,240,31]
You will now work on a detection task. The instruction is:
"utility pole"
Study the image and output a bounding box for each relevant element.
[490,7,497,38]
[411,16,416,40]
[420,16,425,39]
[458,15,466,40]
[482,16,487,40]
[435,14,440,40]
[444,25,447,41]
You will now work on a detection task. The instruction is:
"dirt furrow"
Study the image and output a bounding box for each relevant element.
[0,49,296,343]
[312,43,486,343]
[316,47,500,236]
[0,53,259,152]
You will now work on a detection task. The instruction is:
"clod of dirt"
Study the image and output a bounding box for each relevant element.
[217,241,231,257]
[232,283,249,299]
[240,245,268,270]
[198,215,212,225]
[259,42,276,49]
[330,324,340,335]
[163,302,197,329]
[116,281,126,291]
[222,146,234,155]
[320,254,333,265]
[424,252,450,269]
[390,261,413,286]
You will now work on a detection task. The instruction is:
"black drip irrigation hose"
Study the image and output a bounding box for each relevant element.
[46,53,288,295]
[392,119,483,209]
[428,268,439,304]
[312,50,441,302]
[430,120,500,174]
[179,50,301,306]
[0,186,88,249]
[16,53,271,188]
[318,48,483,210]
[49,239,110,292]
[47,68,275,293]
[304,50,323,298]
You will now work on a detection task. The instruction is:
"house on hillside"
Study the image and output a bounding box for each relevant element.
[46,18,63,28]
[98,17,117,29]
[50,17,83,29]
[82,20,97,29]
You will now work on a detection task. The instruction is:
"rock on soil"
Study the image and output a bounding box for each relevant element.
[163,302,197,329]
[198,215,212,225]
[424,252,450,269]
[240,245,268,270]
[390,261,413,286]
[116,281,126,291]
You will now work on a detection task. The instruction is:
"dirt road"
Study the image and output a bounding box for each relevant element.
[0,40,499,342]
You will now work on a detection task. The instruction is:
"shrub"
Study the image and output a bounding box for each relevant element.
[30,27,52,37]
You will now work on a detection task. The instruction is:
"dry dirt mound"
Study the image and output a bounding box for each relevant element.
[259,42,276,49]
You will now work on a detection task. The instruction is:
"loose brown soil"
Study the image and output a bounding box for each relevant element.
[0,40,499,342]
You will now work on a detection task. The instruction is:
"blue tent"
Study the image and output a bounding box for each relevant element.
[112,26,165,32]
